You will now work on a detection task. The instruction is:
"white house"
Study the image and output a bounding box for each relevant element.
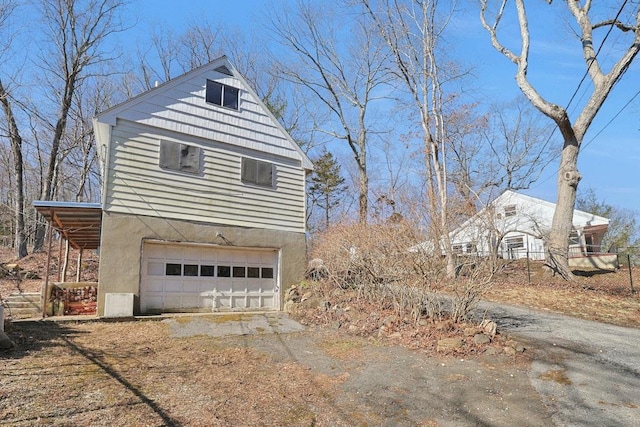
[448,190,614,268]
[88,56,313,316]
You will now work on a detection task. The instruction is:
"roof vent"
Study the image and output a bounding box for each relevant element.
[214,65,232,76]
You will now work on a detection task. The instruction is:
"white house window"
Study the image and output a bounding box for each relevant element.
[159,140,201,174]
[504,205,517,217]
[206,80,239,110]
[241,157,274,188]
[504,236,524,249]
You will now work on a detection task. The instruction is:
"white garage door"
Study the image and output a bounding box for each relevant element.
[141,242,279,313]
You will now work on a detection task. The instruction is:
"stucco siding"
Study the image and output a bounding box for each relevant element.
[104,120,306,232]
[97,212,307,316]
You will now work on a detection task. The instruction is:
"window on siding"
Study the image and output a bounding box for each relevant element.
[206,80,239,110]
[159,140,201,174]
[505,236,524,249]
[241,157,274,188]
[504,205,517,217]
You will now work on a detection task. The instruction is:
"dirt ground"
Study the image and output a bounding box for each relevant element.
[2,247,640,425]
[2,315,550,427]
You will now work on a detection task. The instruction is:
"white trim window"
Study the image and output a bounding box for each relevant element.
[504,204,517,217]
[206,79,239,110]
[504,236,524,249]
[241,157,274,188]
[159,140,201,175]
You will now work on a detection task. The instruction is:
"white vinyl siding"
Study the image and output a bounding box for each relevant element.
[104,121,306,232]
[99,70,302,163]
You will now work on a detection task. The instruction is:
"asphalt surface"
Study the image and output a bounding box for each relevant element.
[480,301,640,426]
[160,306,640,426]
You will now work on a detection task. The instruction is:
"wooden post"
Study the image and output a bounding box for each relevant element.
[76,248,83,282]
[57,236,64,282]
[628,254,635,294]
[42,220,54,318]
[526,250,531,284]
[61,239,70,283]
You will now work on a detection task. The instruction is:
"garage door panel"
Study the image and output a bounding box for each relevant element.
[141,243,278,313]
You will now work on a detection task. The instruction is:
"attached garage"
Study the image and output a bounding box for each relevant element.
[140,241,279,313]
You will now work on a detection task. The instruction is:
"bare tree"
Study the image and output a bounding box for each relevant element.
[0,0,27,257]
[268,0,392,223]
[31,0,127,251]
[0,79,27,257]
[480,0,640,279]
[483,97,558,192]
[361,0,468,276]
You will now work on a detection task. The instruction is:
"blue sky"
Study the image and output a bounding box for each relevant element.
[132,0,640,212]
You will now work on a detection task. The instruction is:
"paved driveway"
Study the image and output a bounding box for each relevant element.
[481,301,640,426]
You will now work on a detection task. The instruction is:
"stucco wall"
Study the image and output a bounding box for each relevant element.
[97,211,307,316]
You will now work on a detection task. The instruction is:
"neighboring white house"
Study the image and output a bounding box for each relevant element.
[446,190,615,268]
[90,56,313,316]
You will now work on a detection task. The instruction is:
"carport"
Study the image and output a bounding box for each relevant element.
[33,201,102,317]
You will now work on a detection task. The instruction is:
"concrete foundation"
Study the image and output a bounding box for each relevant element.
[97,212,307,316]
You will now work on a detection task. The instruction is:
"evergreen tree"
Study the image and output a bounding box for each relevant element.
[309,151,348,231]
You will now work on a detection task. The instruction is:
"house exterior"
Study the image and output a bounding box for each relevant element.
[448,190,615,268]
[92,56,313,316]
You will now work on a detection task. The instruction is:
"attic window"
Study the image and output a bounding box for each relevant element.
[159,140,201,174]
[206,79,239,110]
[504,204,517,217]
[241,157,274,188]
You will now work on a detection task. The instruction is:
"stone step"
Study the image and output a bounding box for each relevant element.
[5,292,41,303]
[4,300,40,308]
[2,293,42,319]
[2,306,41,319]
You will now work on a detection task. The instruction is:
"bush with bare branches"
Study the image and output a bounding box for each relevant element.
[307,221,494,325]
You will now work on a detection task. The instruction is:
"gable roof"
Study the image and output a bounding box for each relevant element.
[490,190,609,227]
[94,56,313,171]
[449,189,609,243]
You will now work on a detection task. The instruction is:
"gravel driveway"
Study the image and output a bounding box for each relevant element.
[480,301,640,426]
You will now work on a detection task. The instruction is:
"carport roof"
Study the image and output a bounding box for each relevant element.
[33,201,102,250]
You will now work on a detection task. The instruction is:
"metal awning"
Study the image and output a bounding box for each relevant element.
[33,201,102,249]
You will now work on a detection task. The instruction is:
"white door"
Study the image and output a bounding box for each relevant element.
[141,242,279,313]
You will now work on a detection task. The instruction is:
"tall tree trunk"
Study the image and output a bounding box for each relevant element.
[547,137,581,279]
[0,80,28,258]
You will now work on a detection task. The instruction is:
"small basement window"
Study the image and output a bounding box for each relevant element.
[159,140,201,174]
[206,80,239,110]
[241,157,274,188]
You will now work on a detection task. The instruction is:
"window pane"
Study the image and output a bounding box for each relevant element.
[261,268,274,279]
[504,205,517,217]
[218,266,231,277]
[233,266,246,278]
[257,161,273,187]
[206,80,223,106]
[241,158,257,183]
[166,263,182,276]
[179,144,200,174]
[159,140,179,170]
[200,265,215,277]
[247,267,260,278]
[223,85,239,109]
[184,264,198,276]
